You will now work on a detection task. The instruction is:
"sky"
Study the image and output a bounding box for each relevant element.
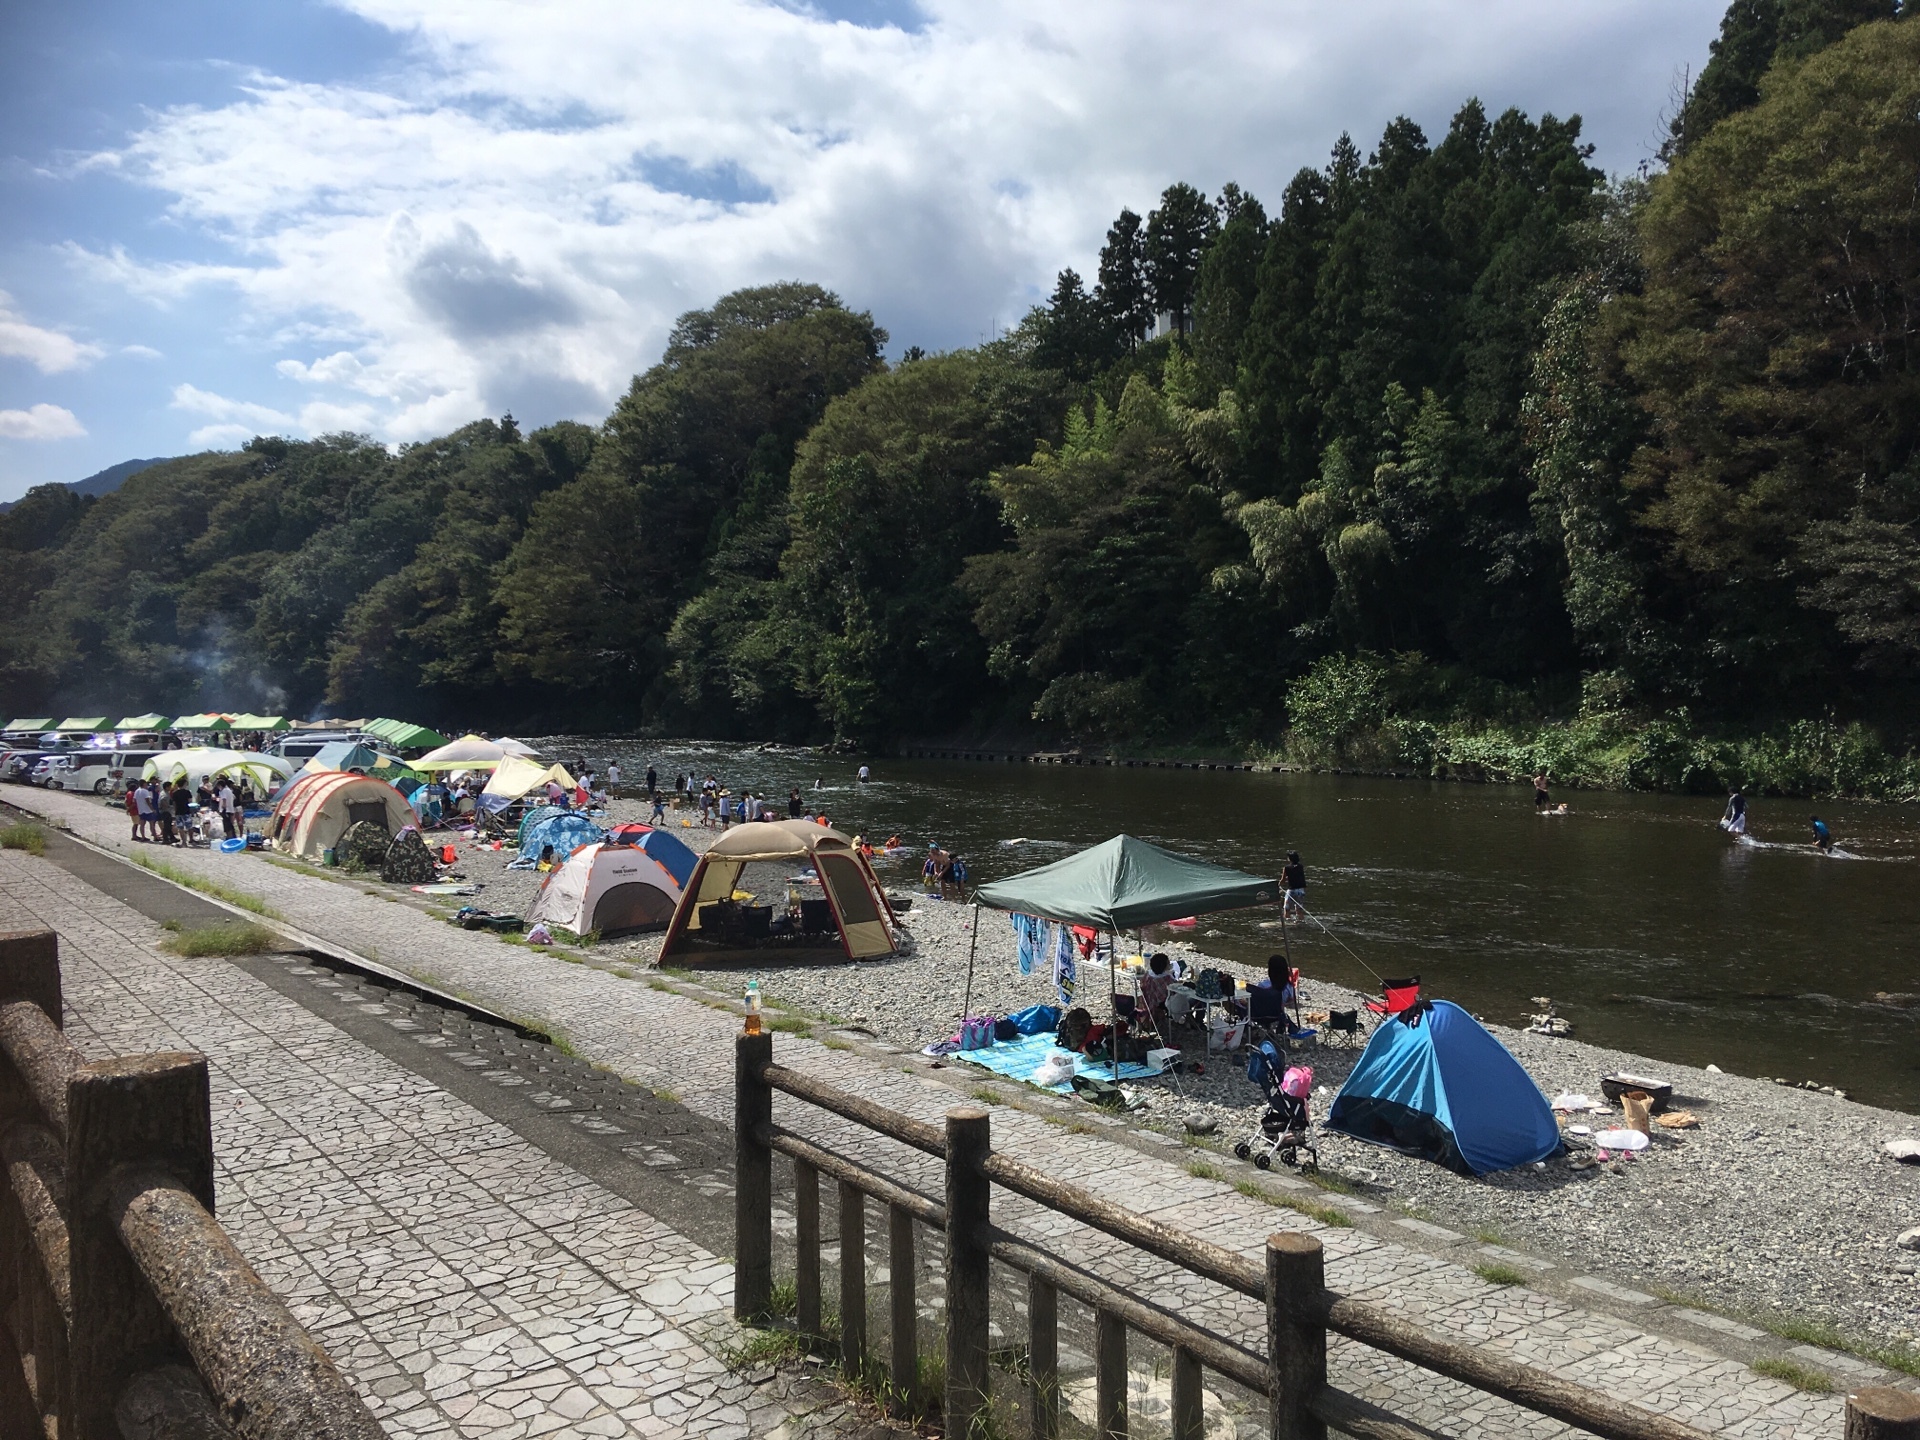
[0,0,1726,503]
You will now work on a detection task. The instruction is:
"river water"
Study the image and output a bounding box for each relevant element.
[541,738,1920,1113]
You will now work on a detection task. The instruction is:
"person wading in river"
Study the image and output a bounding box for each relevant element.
[1281,851,1306,923]
[1720,784,1747,836]
[1532,770,1551,810]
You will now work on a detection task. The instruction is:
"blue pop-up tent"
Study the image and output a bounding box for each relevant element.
[1326,1000,1562,1176]
[519,812,605,864]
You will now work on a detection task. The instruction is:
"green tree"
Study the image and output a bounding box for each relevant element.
[1096,209,1152,352]
[1144,182,1219,335]
[1190,184,1267,398]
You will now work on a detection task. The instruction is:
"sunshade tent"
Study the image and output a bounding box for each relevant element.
[528,842,682,937]
[414,734,510,771]
[480,755,577,807]
[143,748,294,793]
[115,714,171,730]
[363,718,448,751]
[972,834,1279,930]
[3,720,52,733]
[519,811,604,863]
[227,713,289,732]
[1326,1001,1563,1176]
[493,737,541,758]
[660,820,899,962]
[54,718,111,732]
[268,770,417,860]
[170,714,232,732]
[971,835,1281,1078]
[302,741,385,774]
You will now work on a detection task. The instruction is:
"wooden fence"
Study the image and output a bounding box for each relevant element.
[0,928,384,1440]
[734,1031,1920,1440]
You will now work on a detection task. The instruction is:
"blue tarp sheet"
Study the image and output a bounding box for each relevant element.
[952,1032,1161,1093]
[1326,1000,1561,1175]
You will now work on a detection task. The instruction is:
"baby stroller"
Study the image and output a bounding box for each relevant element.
[1234,1042,1318,1171]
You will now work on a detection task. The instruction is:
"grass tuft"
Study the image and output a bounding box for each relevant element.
[1471,1263,1530,1287]
[1186,1160,1225,1181]
[1234,1177,1351,1226]
[1750,1357,1834,1393]
[0,822,47,856]
[131,852,283,918]
[161,921,277,957]
[969,1086,1004,1106]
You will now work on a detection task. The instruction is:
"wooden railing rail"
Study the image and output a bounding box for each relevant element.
[0,928,384,1440]
[736,1031,1753,1440]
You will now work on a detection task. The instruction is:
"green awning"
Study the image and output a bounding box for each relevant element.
[972,834,1281,931]
[363,717,447,749]
[3,719,52,733]
[115,714,172,730]
[53,717,111,732]
[170,714,232,731]
[227,713,290,731]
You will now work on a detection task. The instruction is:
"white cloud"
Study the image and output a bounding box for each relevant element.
[0,292,102,373]
[0,404,87,440]
[186,422,256,450]
[171,382,294,430]
[80,0,1721,441]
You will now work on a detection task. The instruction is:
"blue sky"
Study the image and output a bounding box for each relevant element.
[0,0,1724,502]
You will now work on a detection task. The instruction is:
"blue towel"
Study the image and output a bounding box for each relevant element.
[1012,913,1042,976]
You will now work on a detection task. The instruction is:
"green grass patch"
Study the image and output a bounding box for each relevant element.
[1471,1224,1505,1245]
[0,822,48,856]
[1758,1313,1920,1378]
[1186,1159,1225,1181]
[766,1013,813,1034]
[1749,1357,1834,1393]
[160,920,277,957]
[721,1326,808,1369]
[969,1086,1004,1106]
[131,852,282,918]
[820,1036,851,1052]
[1233,1177,1351,1227]
[1471,1263,1530,1287]
[1302,1168,1359,1195]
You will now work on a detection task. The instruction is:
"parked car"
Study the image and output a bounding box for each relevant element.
[107,750,163,792]
[0,749,49,783]
[36,752,118,792]
[269,730,367,762]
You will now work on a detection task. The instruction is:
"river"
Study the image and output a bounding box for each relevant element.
[538,737,1920,1113]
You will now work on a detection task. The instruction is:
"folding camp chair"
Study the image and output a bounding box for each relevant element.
[1322,1008,1363,1047]
[1245,984,1293,1048]
[1364,977,1422,1018]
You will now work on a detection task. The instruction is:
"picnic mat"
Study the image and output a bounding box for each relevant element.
[952,1031,1161,1093]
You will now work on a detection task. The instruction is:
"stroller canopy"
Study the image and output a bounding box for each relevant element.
[1326,1000,1561,1176]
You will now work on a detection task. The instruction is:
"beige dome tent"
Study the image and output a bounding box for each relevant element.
[268,770,417,860]
[660,820,900,962]
[528,842,681,937]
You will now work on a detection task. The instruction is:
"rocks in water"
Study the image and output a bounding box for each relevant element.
[1874,991,1919,1007]
[382,829,438,884]
[337,821,392,873]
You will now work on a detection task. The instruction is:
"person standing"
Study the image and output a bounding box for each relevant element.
[155,781,175,846]
[606,760,622,796]
[649,790,667,824]
[217,778,239,839]
[126,781,145,841]
[857,764,870,783]
[1281,851,1306,923]
[645,762,658,797]
[169,780,192,846]
[1531,770,1550,810]
[1720,784,1747,836]
[1810,815,1833,853]
[788,786,803,818]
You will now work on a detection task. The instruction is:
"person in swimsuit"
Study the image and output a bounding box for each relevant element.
[1532,771,1550,809]
[1721,785,1747,835]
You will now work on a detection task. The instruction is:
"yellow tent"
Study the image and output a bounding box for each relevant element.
[480,755,578,802]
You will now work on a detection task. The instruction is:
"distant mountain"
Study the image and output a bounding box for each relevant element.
[0,456,172,512]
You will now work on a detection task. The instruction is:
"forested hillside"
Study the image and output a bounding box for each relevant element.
[5,2,1918,794]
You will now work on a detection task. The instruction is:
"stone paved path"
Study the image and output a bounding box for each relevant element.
[9,787,1901,1437]
[0,844,869,1440]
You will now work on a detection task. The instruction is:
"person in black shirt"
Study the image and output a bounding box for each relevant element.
[788,787,803,818]
[1281,852,1306,923]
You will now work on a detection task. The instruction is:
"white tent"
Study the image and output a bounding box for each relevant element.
[142,748,294,794]
[528,842,680,936]
[413,734,509,771]
[493,737,542,758]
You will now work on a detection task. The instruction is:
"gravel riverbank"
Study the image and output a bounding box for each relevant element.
[392,805,1920,1351]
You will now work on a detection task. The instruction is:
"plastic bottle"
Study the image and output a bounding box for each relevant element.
[744,979,763,1036]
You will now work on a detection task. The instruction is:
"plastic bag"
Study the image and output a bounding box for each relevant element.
[1032,1051,1076,1088]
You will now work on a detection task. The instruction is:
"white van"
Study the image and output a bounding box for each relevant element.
[38,751,118,793]
[107,750,163,792]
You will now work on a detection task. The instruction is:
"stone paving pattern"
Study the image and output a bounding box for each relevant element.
[9,788,1891,1437]
[0,845,867,1440]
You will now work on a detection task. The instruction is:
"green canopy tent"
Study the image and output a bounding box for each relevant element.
[3,720,52,735]
[170,714,232,733]
[363,718,448,752]
[969,834,1282,1078]
[53,718,111,732]
[115,714,172,731]
[227,713,290,732]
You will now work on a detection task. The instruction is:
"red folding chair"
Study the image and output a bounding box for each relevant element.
[1365,977,1422,1017]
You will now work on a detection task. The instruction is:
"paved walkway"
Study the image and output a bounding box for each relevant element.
[10,788,1897,1437]
[0,845,865,1440]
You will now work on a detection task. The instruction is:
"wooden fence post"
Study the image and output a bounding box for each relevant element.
[1848,1387,1920,1440]
[1094,1308,1127,1440]
[64,1053,213,1440]
[794,1158,820,1337]
[888,1204,916,1405]
[0,932,61,1032]
[838,1181,865,1375]
[0,928,64,1436]
[1170,1345,1203,1440]
[945,1106,991,1440]
[1266,1232,1327,1440]
[1027,1274,1057,1440]
[734,1031,773,1321]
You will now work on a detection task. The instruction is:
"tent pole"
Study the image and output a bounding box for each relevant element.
[961,903,980,1030]
[1109,929,1118,1082]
